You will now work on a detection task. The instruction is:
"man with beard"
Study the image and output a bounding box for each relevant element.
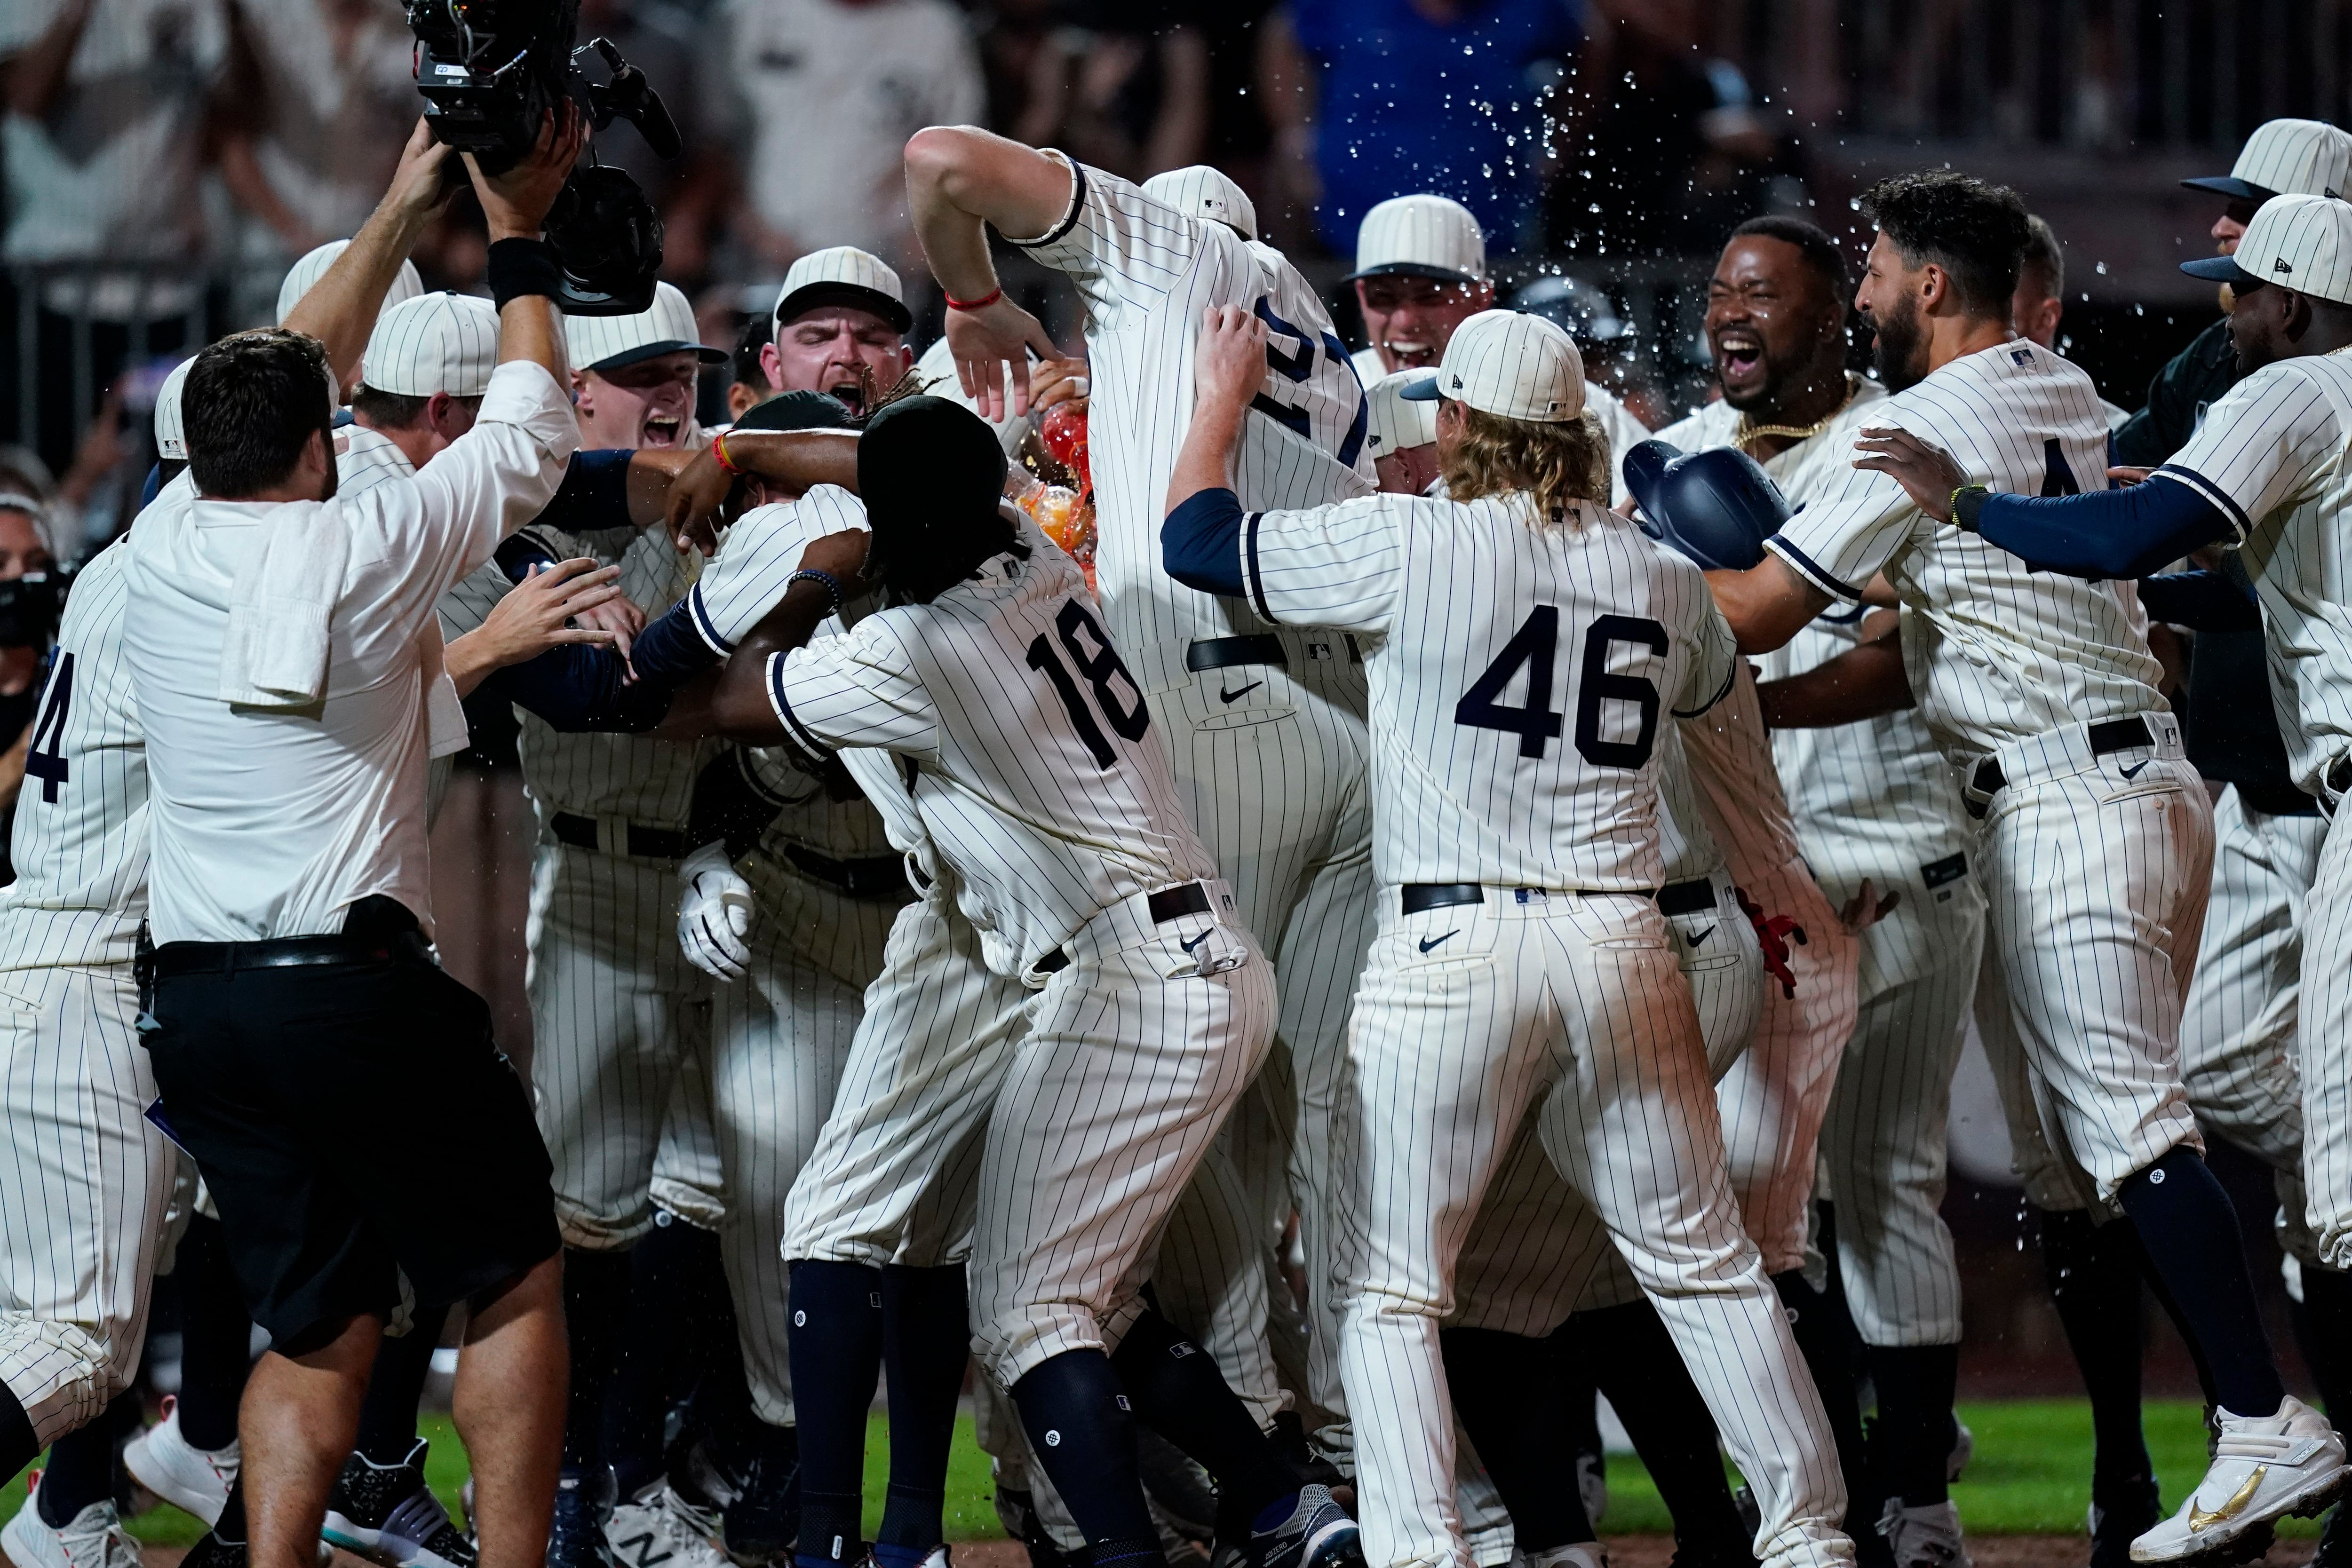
[761,248,919,420]
[1707,169,2334,1566]
[1671,216,1987,1568]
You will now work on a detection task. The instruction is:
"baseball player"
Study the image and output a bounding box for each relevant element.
[1346,194,1653,498]
[1657,214,1985,1568]
[905,130,1372,1464]
[1362,372,1442,496]
[275,237,426,400]
[760,247,919,418]
[1163,303,1854,1568]
[700,395,1358,1568]
[1705,169,2341,1564]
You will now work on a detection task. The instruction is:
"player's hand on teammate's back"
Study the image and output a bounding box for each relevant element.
[798,529,875,598]
[946,296,1062,422]
[666,449,744,556]
[473,558,628,665]
[676,843,756,981]
[2108,466,2153,486]
[573,589,646,676]
[1193,306,1270,413]
[464,103,588,240]
[1851,425,1967,519]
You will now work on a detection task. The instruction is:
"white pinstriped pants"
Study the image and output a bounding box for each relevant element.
[967,888,1274,1393]
[1970,743,2211,1205]
[782,881,1032,1272]
[2297,788,2352,1270]
[0,964,181,1444]
[1150,649,1376,1435]
[1332,891,1852,1568]
[1715,858,1859,1278]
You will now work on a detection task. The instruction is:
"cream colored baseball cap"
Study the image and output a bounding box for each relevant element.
[773,247,912,335]
[568,281,728,374]
[1400,310,1584,422]
[2185,119,2352,201]
[361,293,501,397]
[1365,369,1440,457]
[153,358,193,460]
[276,240,425,325]
[1346,194,1486,285]
[2183,193,2352,305]
[1141,166,1258,241]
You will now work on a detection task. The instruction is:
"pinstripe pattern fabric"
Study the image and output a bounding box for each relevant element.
[337,422,423,499]
[1351,195,1485,280]
[1332,895,1851,1568]
[0,965,176,1445]
[2212,195,2352,305]
[1971,728,2212,1204]
[1765,339,2167,753]
[276,242,422,325]
[2299,804,2352,1267]
[360,293,499,397]
[1974,939,2101,1215]
[649,1033,727,1231]
[2161,353,2352,793]
[1416,311,1583,423]
[2213,120,2352,198]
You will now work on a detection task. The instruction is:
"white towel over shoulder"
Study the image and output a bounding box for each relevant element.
[215,499,350,708]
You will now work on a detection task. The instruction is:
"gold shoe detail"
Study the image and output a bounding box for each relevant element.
[2188,1467,2267,1532]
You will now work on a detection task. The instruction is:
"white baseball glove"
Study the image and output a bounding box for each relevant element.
[677,842,756,981]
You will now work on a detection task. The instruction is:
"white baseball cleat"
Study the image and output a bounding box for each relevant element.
[1878,1499,1971,1568]
[122,1400,238,1526]
[1524,1544,1608,1568]
[1947,1421,1975,1485]
[606,1483,731,1568]
[2131,1395,2348,1562]
[1,1484,143,1568]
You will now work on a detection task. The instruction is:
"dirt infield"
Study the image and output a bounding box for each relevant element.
[931,1540,2322,1568]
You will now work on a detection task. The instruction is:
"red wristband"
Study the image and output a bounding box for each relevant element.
[946,286,1004,312]
[712,431,742,476]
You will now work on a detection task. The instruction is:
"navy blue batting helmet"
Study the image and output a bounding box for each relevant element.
[1621,439,1791,572]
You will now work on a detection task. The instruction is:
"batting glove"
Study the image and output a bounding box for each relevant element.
[677,841,755,981]
[1733,884,1805,1000]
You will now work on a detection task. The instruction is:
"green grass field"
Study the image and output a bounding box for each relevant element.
[0,1402,2323,1548]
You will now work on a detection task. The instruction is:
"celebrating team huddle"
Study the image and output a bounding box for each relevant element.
[6,90,2352,1568]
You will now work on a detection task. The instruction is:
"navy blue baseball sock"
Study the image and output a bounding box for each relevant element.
[213,1476,249,1545]
[1107,1307,1297,1542]
[1563,1299,1754,1565]
[1009,1350,1164,1568]
[1440,1327,1591,1552]
[35,1410,119,1525]
[788,1259,884,1568]
[2115,1147,2285,1418]
[608,1212,727,1499]
[0,1380,35,1486]
[354,1301,450,1469]
[564,1246,636,1472]
[1867,1344,1960,1508]
[2036,1207,2158,1494]
[175,1214,253,1451]
[874,1265,969,1562]
[2291,1261,2352,1420]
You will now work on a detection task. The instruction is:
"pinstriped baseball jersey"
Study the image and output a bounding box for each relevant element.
[1655,724,1725,884]
[1675,661,1801,879]
[1011,154,1374,666]
[1240,493,1737,890]
[0,539,147,971]
[2155,352,2352,793]
[763,514,1218,977]
[337,422,422,498]
[1765,339,2166,754]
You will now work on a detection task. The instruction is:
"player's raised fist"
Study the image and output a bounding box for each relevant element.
[1193,304,1269,413]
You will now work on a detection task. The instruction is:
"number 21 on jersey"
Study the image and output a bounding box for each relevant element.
[1456,610,1667,768]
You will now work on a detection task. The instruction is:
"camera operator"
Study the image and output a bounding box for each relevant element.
[0,495,64,884]
[121,105,586,1568]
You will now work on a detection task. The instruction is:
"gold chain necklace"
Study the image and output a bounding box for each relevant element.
[1734,374,1859,452]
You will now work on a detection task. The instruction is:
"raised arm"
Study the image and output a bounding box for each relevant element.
[1706,556,1834,654]
[903,126,1072,420]
[281,120,455,392]
[472,107,586,389]
[663,430,863,553]
[1162,306,1268,598]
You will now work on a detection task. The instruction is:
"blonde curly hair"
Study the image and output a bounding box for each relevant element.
[1439,403,1611,527]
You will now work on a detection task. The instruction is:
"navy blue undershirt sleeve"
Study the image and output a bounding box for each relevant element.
[481,645,673,732]
[2137,570,2263,632]
[531,448,636,538]
[1963,477,2236,581]
[1161,487,1248,598]
[629,598,723,691]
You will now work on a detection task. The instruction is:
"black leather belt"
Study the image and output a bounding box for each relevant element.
[1657,878,1717,917]
[1186,635,1287,672]
[1034,882,1214,974]
[1402,882,1658,915]
[551,812,691,861]
[1968,715,2155,815]
[784,844,911,902]
[154,928,431,980]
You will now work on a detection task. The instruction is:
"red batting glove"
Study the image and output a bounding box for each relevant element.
[1733,885,1807,999]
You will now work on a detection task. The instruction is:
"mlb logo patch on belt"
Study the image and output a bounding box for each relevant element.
[1922,852,1968,903]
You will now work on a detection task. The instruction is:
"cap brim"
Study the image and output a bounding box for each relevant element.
[775,283,914,335]
[589,340,731,372]
[1342,261,1483,286]
[2181,175,2277,201]
[1396,374,1444,402]
[2179,254,2261,286]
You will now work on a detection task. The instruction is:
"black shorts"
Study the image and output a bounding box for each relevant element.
[145,914,560,1349]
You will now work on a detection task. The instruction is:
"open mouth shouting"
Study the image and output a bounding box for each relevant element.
[1382,338,1440,370]
[1714,327,1767,396]
[826,378,869,418]
[641,411,685,447]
